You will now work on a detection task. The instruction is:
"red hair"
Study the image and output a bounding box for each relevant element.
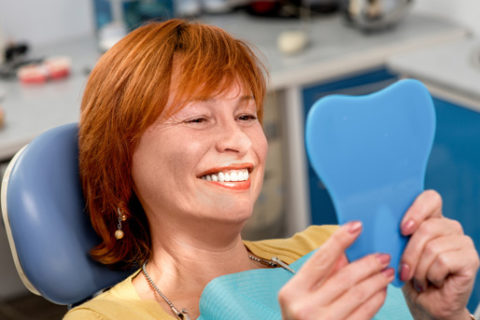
[79,19,267,268]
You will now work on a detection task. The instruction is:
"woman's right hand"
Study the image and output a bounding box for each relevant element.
[278,222,394,320]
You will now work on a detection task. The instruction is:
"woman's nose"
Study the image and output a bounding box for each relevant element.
[215,122,252,155]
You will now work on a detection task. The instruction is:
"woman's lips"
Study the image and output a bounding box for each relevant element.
[198,164,253,191]
[200,170,251,191]
[207,180,251,191]
[197,163,254,177]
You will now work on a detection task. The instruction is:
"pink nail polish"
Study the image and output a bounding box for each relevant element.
[399,263,410,281]
[382,268,395,279]
[376,253,391,266]
[348,221,362,234]
[402,220,415,234]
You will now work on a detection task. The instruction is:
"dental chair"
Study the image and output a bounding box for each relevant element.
[0,123,130,307]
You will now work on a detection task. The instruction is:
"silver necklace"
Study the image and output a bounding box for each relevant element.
[248,255,297,274]
[141,255,295,320]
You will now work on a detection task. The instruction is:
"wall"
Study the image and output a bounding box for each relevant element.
[413,0,480,36]
[0,0,94,46]
[0,0,478,46]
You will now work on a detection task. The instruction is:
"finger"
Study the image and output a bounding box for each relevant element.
[401,190,443,236]
[314,253,391,304]
[331,253,349,274]
[327,268,393,319]
[293,221,362,289]
[400,218,463,283]
[413,235,466,289]
[426,238,479,289]
[348,289,388,320]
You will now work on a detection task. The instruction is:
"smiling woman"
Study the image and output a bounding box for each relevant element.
[78,19,267,269]
[64,19,479,320]
[131,83,268,235]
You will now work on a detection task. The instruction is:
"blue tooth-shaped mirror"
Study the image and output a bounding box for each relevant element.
[305,79,436,287]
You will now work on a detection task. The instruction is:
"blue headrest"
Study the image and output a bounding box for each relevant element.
[1,123,130,305]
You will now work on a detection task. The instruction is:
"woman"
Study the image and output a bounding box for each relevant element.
[64,19,479,320]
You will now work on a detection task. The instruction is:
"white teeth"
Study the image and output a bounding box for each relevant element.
[201,169,249,182]
[242,170,248,180]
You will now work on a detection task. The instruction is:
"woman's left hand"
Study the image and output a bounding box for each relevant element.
[400,190,480,320]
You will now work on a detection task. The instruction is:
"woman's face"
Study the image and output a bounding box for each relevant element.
[131,82,268,226]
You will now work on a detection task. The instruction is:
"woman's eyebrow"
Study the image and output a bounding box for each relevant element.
[238,95,255,106]
[240,95,254,100]
[191,95,254,103]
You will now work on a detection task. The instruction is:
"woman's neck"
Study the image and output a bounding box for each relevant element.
[132,218,258,319]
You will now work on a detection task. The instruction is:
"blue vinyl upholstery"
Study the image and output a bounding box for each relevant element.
[1,123,130,306]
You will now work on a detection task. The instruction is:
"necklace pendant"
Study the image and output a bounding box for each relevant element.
[178,309,191,320]
[271,257,296,274]
[248,254,296,274]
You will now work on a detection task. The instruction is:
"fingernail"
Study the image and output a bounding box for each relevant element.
[402,220,415,235]
[376,253,391,266]
[347,221,362,234]
[413,279,424,293]
[382,268,395,279]
[399,263,410,281]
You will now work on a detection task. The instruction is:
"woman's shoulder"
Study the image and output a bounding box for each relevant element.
[63,290,125,320]
[63,270,172,320]
[244,225,338,264]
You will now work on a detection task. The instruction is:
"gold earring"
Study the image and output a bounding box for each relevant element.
[115,208,127,240]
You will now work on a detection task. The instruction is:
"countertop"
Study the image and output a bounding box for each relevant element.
[200,13,466,89]
[0,12,467,160]
[0,37,99,161]
[387,36,480,110]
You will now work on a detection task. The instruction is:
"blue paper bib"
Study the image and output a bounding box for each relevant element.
[198,250,412,319]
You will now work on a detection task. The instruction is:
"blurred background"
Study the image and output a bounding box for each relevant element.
[0,0,479,319]
[0,0,479,47]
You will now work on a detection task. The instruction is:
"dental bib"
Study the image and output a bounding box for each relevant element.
[305,79,436,286]
[197,250,412,319]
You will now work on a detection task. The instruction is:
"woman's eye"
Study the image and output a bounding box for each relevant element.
[238,114,257,121]
[182,116,212,128]
[185,117,207,124]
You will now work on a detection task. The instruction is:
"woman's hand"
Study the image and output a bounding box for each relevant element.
[278,222,394,320]
[400,190,480,320]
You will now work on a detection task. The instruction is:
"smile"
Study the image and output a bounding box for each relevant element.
[198,165,253,191]
[200,169,249,182]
